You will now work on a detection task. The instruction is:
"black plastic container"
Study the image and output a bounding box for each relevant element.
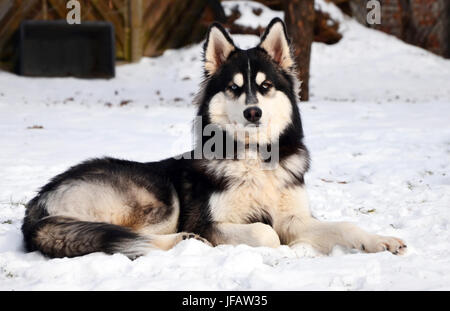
[18,20,115,78]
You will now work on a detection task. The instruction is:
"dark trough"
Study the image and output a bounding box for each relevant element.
[18,20,115,78]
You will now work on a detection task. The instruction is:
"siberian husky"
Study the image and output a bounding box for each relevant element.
[22,18,406,259]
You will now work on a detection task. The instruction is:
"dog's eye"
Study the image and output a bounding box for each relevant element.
[228,83,239,91]
[261,81,273,90]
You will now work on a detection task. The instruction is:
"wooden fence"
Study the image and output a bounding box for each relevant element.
[0,0,225,69]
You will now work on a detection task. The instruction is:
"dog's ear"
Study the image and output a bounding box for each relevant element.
[258,18,294,70]
[203,23,236,76]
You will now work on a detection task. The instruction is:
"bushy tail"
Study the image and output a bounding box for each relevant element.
[22,212,152,259]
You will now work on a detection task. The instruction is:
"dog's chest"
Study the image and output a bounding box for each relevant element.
[206,157,302,223]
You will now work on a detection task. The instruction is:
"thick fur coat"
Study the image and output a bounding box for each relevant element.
[22,18,406,259]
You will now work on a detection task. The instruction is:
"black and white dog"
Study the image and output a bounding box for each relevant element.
[22,18,406,259]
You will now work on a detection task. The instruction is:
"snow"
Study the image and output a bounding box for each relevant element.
[1,2,450,290]
[222,0,284,28]
[315,0,345,23]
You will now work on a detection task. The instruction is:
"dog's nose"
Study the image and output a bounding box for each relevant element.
[243,107,262,123]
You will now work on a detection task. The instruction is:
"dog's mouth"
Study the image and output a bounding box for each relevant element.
[244,121,261,128]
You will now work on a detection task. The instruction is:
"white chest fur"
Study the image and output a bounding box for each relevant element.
[205,153,310,224]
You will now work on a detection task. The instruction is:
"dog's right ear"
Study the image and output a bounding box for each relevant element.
[203,23,236,76]
[258,18,293,70]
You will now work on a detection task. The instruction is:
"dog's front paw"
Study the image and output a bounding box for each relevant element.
[179,232,212,246]
[364,235,407,255]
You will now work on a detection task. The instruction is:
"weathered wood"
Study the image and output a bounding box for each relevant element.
[0,0,130,63]
[129,0,143,62]
[47,0,66,18]
[143,0,192,56]
[283,0,315,101]
[0,0,40,55]
[90,0,126,47]
[41,0,48,20]
[142,0,226,57]
[0,0,226,67]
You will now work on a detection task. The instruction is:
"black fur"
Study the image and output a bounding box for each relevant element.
[197,27,306,163]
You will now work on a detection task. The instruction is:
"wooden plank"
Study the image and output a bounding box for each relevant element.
[42,0,48,20]
[0,0,15,24]
[111,0,128,60]
[79,0,126,59]
[142,0,209,57]
[122,0,130,61]
[129,0,142,62]
[0,0,40,51]
[90,0,125,47]
[0,0,131,63]
[47,0,67,19]
[0,0,17,63]
[143,0,190,56]
[111,0,126,13]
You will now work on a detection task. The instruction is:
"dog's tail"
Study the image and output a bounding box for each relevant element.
[22,200,152,259]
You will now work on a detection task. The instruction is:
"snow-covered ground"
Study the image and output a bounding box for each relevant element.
[1,2,450,290]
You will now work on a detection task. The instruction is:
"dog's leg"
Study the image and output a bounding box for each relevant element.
[276,216,407,255]
[154,232,212,250]
[206,222,281,248]
[139,223,280,250]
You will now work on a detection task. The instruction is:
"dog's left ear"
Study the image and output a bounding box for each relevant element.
[203,23,236,76]
[258,18,294,70]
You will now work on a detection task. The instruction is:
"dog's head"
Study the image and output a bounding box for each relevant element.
[196,18,304,147]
